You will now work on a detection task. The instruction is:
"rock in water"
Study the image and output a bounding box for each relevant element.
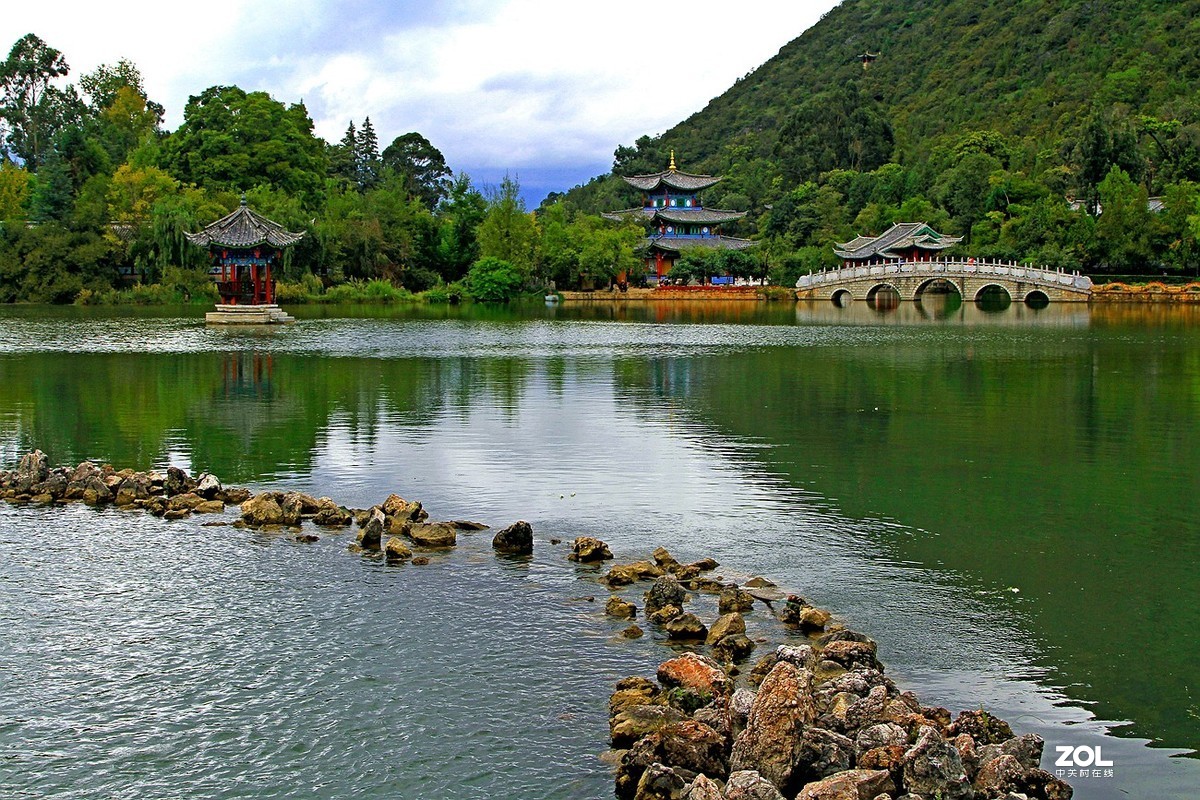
[902,725,972,800]
[664,613,707,641]
[657,653,729,698]
[384,536,413,562]
[194,472,222,499]
[492,520,534,554]
[407,522,457,548]
[606,597,637,619]
[165,466,190,496]
[730,662,818,793]
[706,612,746,645]
[241,493,285,526]
[645,576,686,616]
[568,536,614,562]
[357,508,386,549]
[16,450,49,490]
[719,588,756,614]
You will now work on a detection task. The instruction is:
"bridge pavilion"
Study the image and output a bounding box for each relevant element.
[603,154,754,283]
[186,197,304,324]
[834,222,962,266]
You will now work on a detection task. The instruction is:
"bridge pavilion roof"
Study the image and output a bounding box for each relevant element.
[834,222,961,260]
[185,197,306,250]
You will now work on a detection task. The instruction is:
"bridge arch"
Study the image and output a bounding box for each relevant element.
[973,283,1012,303]
[1024,289,1050,307]
[831,288,853,306]
[913,277,962,303]
[866,282,902,310]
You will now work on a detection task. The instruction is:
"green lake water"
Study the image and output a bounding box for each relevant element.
[0,299,1197,799]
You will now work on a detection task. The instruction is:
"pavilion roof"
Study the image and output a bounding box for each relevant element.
[185,198,306,250]
[645,234,756,254]
[833,222,961,260]
[603,207,746,225]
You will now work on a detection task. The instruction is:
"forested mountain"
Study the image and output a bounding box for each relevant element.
[560,0,1200,280]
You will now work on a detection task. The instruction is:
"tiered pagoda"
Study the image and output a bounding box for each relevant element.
[186,197,304,324]
[834,222,961,265]
[604,153,753,283]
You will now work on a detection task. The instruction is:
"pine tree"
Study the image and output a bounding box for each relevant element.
[329,120,357,185]
[356,116,379,191]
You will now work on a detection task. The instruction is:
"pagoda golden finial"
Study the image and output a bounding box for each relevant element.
[669,150,676,171]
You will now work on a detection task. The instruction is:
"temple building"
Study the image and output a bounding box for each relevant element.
[186,197,304,324]
[834,222,961,265]
[604,153,754,282]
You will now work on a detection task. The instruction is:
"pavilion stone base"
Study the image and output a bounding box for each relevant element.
[205,304,295,325]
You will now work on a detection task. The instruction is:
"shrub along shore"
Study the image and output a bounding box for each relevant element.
[2,450,1073,800]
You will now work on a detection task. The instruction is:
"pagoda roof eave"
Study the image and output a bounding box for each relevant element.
[622,170,722,192]
[186,203,306,250]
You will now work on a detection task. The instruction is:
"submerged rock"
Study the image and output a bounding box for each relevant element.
[492,520,534,554]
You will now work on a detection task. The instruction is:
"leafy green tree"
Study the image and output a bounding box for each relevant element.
[1094,166,1155,271]
[466,256,526,302]
[0,159,31,219]
[161,86,326,202]
[382,132,451,209]
[477,174,536,271]
[434,172,485,281]
[0,34,79,171]
[575,214,642,287]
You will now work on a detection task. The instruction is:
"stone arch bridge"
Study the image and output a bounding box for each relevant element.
[795,259,1093,303]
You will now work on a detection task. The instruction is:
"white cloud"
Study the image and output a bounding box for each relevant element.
[1,0,836,200]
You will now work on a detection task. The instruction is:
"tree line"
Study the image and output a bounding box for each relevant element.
[0,34,643,304]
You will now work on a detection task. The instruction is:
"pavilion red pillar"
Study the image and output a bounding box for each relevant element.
[265,262,273,304]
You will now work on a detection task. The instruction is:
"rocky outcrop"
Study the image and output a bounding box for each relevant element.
[492,520,533,555]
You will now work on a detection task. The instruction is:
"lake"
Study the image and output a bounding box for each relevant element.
[1,299,1197,799]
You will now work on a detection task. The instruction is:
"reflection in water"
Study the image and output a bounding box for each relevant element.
[796,298,1090,327]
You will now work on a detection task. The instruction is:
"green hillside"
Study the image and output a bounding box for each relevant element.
[558,0,1200,279]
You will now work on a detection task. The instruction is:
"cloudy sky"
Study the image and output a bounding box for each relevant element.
[3,0,838,203]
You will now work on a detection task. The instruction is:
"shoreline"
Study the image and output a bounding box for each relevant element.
[2,450,1075,799]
